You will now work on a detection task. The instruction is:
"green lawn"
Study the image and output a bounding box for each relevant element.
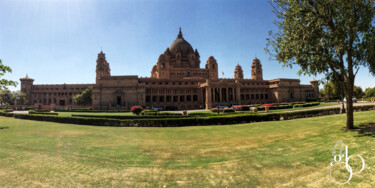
[1,111,375,187]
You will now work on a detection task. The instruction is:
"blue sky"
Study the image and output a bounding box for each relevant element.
[1,0,374,91]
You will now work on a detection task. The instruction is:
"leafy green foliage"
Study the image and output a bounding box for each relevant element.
[321,79,341,100]
[140,109,157,115]
[365,87,375,97]
[28,110,58,115]
[266,0,375,129]
[322,79,364,99]
[223,108,235,113]
[353,85,365,98]
[73,87,92,106]
[0,59,17,91]
[0,90,27,105]
[293,102,320,108]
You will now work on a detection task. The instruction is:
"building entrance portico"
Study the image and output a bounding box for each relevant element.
[199,79,241,109]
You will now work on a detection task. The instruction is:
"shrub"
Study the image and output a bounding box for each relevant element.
[72,114,183,119]
[141,109,157,115]
[210,108,224,113]
[28,110,58,115]
[31,109,50,112]
[257,106,265,111]
[223,108,235,113]
[131,106,143,115]
[0,110,13,117]
[306,98,320,102]
[293,102,320,108]
[55,109,130,112]
[269,105,293,110]
[232,105,250,111]
[159,112,181,115]
[188,111,214,116]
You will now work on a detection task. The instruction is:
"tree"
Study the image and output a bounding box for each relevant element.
[353,86,364,98]
[266,0,375,129]
[365,87,375,97]
[0,90,12,105]
[0,90,27,105]
[322,78,341,100]
[73,87,92,106]
[11,91,27,105]
[0,59,17,91]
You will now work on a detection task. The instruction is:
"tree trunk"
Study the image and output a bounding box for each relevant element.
[346,49,355,130]
[346,88,354,130]
[345,69,355,129]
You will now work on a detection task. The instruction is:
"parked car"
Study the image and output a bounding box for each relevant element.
[165,106,178,111]
[216,105,228,108]
[343,97,357,103]
[151,106,163,111]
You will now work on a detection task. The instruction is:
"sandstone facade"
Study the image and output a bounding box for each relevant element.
[20,28,319,110]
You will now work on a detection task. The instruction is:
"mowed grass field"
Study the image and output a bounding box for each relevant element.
[0,111,375,187]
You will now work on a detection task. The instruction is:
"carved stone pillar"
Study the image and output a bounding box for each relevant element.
[205,87,212,110]
[219,88,222,103]
[225,88,229,103]
[236,87,241,104]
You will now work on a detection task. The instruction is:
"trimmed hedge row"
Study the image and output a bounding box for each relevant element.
[29,110,58,116]
[1,105,374,127]
[0,111,14,117]
[54,109,131,113]
[71,114,184,119]
[187,112,216,116]
[11,113,280,127]
[4,109,13,113]
[293,102,321,108]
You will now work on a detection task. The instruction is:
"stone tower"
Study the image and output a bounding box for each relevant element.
[234,64,244,79]
[310,79,320,98]
[206,56,218,79]
[96,51,111,82]
[20,74,34,104]
[251,57,263,80]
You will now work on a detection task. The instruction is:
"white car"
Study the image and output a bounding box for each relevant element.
[343,97,357,103]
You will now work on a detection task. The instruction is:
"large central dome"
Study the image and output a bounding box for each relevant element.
[169,28,194,55]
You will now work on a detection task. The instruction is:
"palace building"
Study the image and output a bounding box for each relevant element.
[20,28,319,110]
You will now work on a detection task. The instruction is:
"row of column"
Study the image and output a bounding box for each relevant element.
[205,87,241,109]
